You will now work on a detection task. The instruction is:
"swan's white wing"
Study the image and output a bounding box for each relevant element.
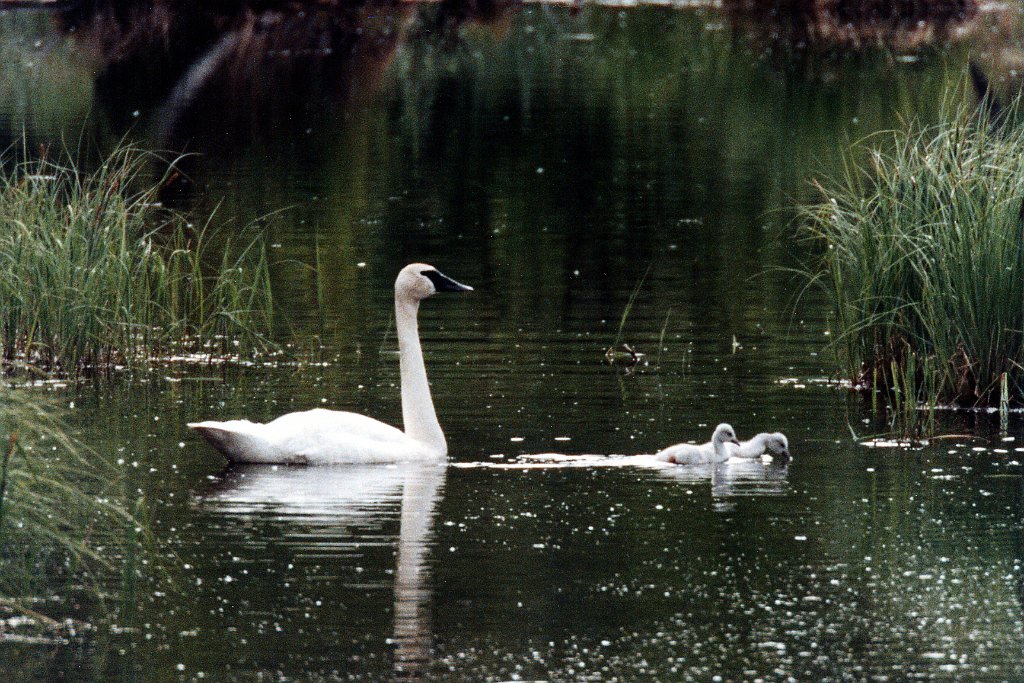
[265,409,409,443]
[264,409,431,464]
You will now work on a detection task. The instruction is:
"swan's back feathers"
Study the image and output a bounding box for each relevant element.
[270,410,435,464]
[265,409,410,444]
[189,409,439,465]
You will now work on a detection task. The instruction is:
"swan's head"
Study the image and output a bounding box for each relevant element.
[765,432,790,459]
[395,263,473,301]
[712,423,741,447]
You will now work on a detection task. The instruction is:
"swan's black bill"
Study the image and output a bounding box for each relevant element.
[423,269,473,292]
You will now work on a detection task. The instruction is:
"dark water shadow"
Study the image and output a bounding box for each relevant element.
[721,0,979,52]
[50,1,515,166]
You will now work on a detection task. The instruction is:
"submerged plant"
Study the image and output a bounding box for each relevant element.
[0,389,135,628]
[0,144,274,376]
[605,264,651,371]
[803,94,1024,416]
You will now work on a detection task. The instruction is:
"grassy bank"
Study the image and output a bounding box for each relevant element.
[0,145,273,376]
[803,98,1024,413]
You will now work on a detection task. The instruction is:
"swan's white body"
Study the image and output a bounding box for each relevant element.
[188,410,433,465]
[726,432,790,460]
[654,423,741,465]
[189,263,472,464]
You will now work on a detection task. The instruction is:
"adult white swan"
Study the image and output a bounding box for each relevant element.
[188,263,472,464]
[654,423,741,465]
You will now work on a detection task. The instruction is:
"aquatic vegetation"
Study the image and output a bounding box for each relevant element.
[0,144,273,375]
[605,265,651,371]
[803,95,1024,414]
[0,389,135,629]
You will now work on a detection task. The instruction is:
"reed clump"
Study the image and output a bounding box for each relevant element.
[804,100,1024,410]
[0,145,273,376]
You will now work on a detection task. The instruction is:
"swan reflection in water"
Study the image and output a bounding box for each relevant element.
[199,461,446,680]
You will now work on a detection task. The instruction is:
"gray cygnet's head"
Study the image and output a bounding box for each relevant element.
[712,423,741,447]
[765,432,790,459]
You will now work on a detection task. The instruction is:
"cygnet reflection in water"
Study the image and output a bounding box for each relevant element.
[711,458,791,498]
[710,459,791,512]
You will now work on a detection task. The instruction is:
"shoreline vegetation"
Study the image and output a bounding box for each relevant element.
[0,144,274,377]
[803,93,1024,422]
[0,390,138,634]
[0,143,269,631]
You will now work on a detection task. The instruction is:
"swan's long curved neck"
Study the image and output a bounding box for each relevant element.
[396,296,447,456]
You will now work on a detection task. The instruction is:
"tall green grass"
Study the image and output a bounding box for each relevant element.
[0,144,273,375]
[804,97,1024,411]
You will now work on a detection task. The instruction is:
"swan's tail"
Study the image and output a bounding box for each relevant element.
[188,420,277,463]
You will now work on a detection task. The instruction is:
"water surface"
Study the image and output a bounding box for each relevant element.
[1,3,1022,681]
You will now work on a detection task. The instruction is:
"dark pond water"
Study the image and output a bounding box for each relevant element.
[1,2,1023,681]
